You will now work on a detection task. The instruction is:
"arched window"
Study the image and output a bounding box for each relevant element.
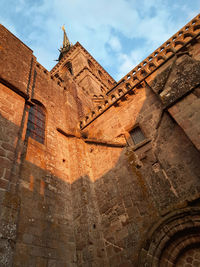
[65,61,73,75]
[26,103,46,144]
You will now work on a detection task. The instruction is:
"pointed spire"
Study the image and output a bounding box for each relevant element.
[58,25,73,61]
[62,25,70,48]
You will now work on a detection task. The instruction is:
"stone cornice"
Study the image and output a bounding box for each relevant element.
[57,128,126,147]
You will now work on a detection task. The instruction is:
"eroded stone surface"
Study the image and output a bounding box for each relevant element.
[0,16,200,267]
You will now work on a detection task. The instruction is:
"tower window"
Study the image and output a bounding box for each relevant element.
[65,61,73,75]
[26,103,46,144]
[130,126,146,145]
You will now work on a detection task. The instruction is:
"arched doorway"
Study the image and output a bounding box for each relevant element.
[138,207,200,266]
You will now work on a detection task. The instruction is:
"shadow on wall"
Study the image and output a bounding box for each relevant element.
[0,84,200,267]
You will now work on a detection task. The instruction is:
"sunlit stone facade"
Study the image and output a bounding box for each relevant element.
[0,14,200,267]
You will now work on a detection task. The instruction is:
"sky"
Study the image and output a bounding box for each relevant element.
[0,1,200,81]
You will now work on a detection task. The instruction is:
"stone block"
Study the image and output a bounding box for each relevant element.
[0,178,8,190]
[0,157,11,169]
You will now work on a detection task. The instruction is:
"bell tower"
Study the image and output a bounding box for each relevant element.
[51,26,116,100]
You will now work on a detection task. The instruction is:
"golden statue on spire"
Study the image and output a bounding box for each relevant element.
[61,25,70,48]
[58,24,73,61]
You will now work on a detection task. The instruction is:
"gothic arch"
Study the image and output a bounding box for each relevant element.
[61,61,73,75]
[138,207,200,267]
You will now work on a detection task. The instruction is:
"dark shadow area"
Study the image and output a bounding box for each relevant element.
[0,79,200,267]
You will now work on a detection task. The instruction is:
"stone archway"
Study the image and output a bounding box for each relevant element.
[138,207,200,267]
[175,244,200,266]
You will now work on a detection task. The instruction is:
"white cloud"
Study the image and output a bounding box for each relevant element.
[108,36,122,52]
[0,0,199,80]
[117,53,135,80]
[0,16,18,37]
[15,0,26,13]
[116,47,147,80]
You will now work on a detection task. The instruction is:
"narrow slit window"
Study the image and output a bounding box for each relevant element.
[98,70,103,77]
[27,104,46,144]
[130,126,146,145]
[88,59,94,69]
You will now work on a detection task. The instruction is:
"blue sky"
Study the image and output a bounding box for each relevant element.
[0,0,200,81]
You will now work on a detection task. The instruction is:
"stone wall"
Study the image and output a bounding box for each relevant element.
[75,40,200,266]
[0,24,33,97]
[0,24,87,266]
[75,88,200,266]
[0,83,25,266]
[0,19,200,267]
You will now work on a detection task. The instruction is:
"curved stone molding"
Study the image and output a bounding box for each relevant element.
[138,207,200,267]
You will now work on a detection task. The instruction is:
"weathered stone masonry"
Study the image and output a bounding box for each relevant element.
[0,13,200,267]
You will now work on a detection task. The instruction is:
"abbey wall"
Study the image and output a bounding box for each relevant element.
[0,14,200,267]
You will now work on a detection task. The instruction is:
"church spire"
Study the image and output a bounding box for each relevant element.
[62,25,70,48]
[58,25,73,61]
